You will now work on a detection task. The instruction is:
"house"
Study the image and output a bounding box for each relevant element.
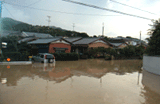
[109,38,128,49]
[63,37,82,52]
[1,30,21,37]
[63,37,82,43]
[18,36,38,43]
[21,31,53,38]
[72,37,110,54]
[28,37,71,54]
[49,38,71,53]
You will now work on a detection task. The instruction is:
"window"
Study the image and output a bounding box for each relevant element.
[56,50,66,53]
[54,47,68,53]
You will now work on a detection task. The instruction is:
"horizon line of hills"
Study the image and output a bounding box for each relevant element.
[1,17,145,42]
[1,17,89,38]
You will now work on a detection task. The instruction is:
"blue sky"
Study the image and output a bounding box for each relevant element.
[2,0,160,40]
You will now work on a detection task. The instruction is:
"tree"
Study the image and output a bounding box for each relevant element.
[1,36,31,61]
[93,35,97,37]
[146,19,160,55]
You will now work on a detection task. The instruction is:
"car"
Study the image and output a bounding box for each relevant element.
[32,53,55,63]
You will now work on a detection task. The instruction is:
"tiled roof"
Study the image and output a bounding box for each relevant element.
[1,30,21,37]
[109,42,124,47]
[18,37,37,43]
[22,32,53,38]
[28,38,61,44]
[73,38,101,45]
[64,37,82,43]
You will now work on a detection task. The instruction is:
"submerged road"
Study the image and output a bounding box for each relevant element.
[0,59,160,104]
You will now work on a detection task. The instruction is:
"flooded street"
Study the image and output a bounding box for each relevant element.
[0,59,160,104]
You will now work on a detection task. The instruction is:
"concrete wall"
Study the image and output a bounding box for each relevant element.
[142,70,160,95]
[143,55,160,75]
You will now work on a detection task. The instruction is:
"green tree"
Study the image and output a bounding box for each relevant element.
[1,36,31,61]
[146,20,160,55]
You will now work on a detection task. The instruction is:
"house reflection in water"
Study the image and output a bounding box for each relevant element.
[48,67,72,83]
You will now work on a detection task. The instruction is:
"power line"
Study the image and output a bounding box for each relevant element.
[110,0,159,15]
[4,1,123,17]
[62,0,153,20]
[26,0,43,7]
[3,4,15,18]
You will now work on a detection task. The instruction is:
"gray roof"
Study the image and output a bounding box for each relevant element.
[73,38,101,45]
[109,42,124,47]
[18,37,37,43]
[63,37,82,43]
[22,32,53,38]
[28,38,61,44]
[1,30,21,37]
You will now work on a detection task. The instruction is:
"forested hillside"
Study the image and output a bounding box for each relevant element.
[2,17,89,37]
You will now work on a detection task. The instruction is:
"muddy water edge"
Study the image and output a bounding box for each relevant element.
[0,59,160,104]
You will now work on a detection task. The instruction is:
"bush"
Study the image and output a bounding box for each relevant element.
[52,53,79,61]
[2,51,30,61]
[104,54,111,60]
[3,52,21,61]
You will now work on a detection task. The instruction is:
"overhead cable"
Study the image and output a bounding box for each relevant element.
[4,1,122,17]
[26,0,43,7]
[3,4,15,18]
[110,0,158,15]
[62,0,153,20]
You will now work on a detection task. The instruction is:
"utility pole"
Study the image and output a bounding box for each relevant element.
[0,1,3,59]
[72,23,75,36]
[47,16,51,27]
[140,31,141,45]
[73,23,75,31]
[102,22,104,37]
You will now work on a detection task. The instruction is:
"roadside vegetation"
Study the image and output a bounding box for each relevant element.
[52,53,79,61]
[0,36,30,61]
[0,35,145,61]
[145,19,160,56]
[86,46,145,60]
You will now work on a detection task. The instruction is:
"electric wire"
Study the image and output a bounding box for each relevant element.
[110,0,158,15]
[4,1,123,17]
[62,0,153,20]
[26,0,43,7]
[3,4,15,18]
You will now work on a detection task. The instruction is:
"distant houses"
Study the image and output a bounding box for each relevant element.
[108,38,128,49]
[28,37,72,55]
[72,37,110,54]
[0,31,148,55]
[21,32,53,38]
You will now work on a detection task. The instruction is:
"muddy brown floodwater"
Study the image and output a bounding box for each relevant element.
[0,59,160,104]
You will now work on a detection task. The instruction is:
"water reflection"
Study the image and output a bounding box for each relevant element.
[0,59,142,86]
[0,65,33,86]
[1,59,160,104]
[141,70,160,104]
